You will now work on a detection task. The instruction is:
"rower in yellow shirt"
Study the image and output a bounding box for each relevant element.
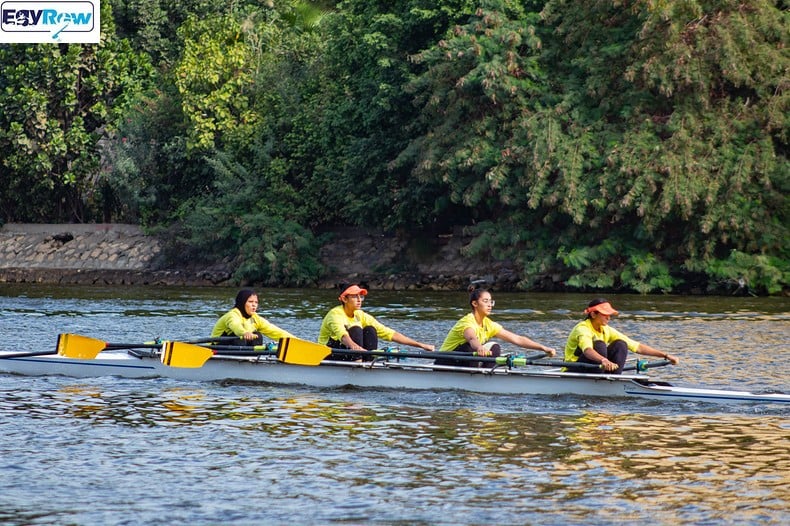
[211,289,294,345]
[564,298,680,373]
[436,285,555,366]
[318,284,434,360]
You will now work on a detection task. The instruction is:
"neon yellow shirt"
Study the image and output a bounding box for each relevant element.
[317,305,396,344]
[563,318,639,362]
[439,312,503,351]
[211,309,293,341]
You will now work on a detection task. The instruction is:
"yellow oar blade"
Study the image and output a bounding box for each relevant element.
[161,341,214,368]
[57,333,107,359]
[277,338,331,366]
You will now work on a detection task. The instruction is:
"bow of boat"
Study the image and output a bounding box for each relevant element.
[624,378,790,404]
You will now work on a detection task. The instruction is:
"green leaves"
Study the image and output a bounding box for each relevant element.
[174,14,259,151]
[0,0,785,293]
[0,2,154,222]
[399,0,787,293]
[692,250,790,296]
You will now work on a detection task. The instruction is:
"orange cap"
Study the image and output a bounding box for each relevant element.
[584,301,619,316]
[339,284,368,301]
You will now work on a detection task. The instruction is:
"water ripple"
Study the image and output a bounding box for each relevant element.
[1,286,789,524]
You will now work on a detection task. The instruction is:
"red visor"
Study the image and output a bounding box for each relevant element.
[584,302,619,316]
[339,285,368,301]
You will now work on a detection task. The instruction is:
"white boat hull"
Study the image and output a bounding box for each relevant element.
[1,351,788,405]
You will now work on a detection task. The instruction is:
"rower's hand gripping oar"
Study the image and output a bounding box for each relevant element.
[160,337,331,368]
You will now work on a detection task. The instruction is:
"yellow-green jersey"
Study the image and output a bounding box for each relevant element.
[317,305,396,344]
[439,313,503,351]
[564,318,639,362]
[211,309,293,341]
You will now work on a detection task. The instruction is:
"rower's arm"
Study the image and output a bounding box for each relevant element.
[460,327,485,354]
[636,343,679,364]
[496,328,556,356]
[391,332,434,352]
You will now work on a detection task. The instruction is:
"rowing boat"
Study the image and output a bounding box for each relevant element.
[1,337,787,405]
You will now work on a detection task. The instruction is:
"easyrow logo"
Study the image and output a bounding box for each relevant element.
[1,1,100,43]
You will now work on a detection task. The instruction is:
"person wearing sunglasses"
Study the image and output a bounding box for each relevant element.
[564,298,679,373]
[318,283,435,360]
[435,285,556,367]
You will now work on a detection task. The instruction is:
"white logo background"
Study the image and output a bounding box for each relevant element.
[1,1,100,43]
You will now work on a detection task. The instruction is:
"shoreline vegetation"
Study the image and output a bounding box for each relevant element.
[0,223,780,296]
[0,2,786,295]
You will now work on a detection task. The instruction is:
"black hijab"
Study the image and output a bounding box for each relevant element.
[234,289,256,319]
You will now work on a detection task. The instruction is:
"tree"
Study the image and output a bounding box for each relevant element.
[291,0,479,230]
[400,0,788,293]
[0,3,154,222]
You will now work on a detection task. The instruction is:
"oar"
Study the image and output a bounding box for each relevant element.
[195,343,278,353]
[623,358,671,372]
[279,339,552,367]
[326,347,667,372]
[530,358,671,372]
[56,334,161,359]
[105,336,243,348]
[160,338,331,368]
[56,334,244,360]
[0,334,114,360]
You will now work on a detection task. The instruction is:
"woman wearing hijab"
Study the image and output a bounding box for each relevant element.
[435,285,555,367]
[211,289,294,345]
[318,284,434,360]
[564,298,680,373]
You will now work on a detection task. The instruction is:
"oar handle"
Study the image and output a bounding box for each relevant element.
[622,359,671,372]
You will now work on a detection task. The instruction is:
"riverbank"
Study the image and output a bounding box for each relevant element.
[0,223,521,290]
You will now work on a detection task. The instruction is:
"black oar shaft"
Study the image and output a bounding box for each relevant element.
[105,343,161,349]
[326,348,488,361]
[324,348,554,366]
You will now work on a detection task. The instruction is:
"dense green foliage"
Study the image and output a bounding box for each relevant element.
[0,3,154,222]
[0,0,787,293]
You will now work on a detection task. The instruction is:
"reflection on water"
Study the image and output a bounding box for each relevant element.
[0,285,788,524]
[1,379,788,524]
[559,411,790,523]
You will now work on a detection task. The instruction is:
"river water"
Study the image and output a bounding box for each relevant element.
[0,284,788,525]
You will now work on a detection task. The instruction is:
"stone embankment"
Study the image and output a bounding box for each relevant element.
[0,223,521,290]
[0,223,200,286]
